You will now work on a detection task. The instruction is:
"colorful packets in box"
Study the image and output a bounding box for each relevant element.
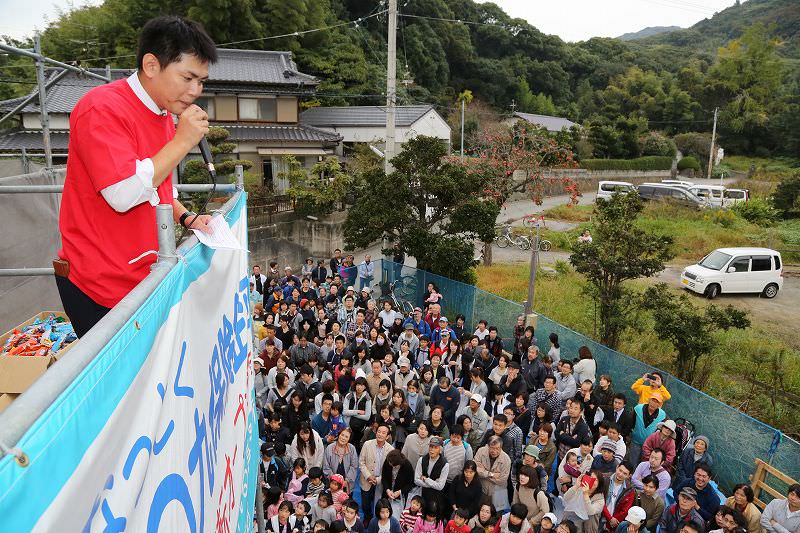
[1,314,77,357]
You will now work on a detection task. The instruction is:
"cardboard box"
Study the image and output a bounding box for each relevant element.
[0,311,76,411]
[0,392,20,415]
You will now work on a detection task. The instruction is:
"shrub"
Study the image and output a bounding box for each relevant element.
[772,173,800,217]
[554,259,573,274]
[677,156,701,172]
[731,198,779,227]
[703,209,737,228]
[673,132,711,161]
[581,156,673,171]
[639,131,676,157]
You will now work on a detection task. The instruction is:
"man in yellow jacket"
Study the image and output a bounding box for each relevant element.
[631,372,671,404]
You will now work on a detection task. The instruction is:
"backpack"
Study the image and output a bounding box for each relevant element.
[673,418,695,459]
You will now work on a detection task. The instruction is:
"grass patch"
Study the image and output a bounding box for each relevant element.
[542,204,595,222]
[476,263,800,438]
[724,155,800,173]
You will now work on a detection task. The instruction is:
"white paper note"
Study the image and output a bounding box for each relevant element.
[191,215,245,250]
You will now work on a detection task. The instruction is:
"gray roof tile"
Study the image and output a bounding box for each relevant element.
[0,48,317,115]
[210,49,317,85]
[300,105,437,127]
[214,123,342,144]
[0,123,341,152]
[512,112,576,132]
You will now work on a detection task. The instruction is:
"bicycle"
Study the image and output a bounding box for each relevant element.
[377,280,415,315]
[496,224,532,250]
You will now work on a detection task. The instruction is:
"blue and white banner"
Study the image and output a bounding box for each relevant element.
[0,192,259,532]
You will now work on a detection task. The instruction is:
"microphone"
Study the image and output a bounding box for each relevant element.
[198,137,217,179]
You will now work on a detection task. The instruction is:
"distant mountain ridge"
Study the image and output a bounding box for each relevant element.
[617,26,682,41]
[636,0,799,56]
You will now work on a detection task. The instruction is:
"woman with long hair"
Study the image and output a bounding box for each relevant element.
[390,389,413,449]
[405,379,426,431]
[448,460,483,518]
[513,464,550,526]
[288,422,324,468]
[282,390,310,435]
[322,427,358,492]
[547,333,560,365]
[343,376,372,445]
[562,470,606,533]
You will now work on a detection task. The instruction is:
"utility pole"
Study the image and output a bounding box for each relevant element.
[524,219,541,317]
[34,33,52,168]
[460,97,465,159]
[384,0,397,173]
[707,107,718,180]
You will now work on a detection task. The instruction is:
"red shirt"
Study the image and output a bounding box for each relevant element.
[58,79,175,308]
[445,520,470,533]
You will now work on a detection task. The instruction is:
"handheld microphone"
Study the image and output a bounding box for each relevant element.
[198,137,217,179]
[185,136,217,232]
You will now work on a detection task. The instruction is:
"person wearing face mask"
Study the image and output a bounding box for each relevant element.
[371,332,393,361]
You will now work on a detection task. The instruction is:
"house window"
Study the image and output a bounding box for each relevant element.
[239,97,277,121]
[196,96,215,119]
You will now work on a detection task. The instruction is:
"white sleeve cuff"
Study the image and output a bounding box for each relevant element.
[172,186,178,200]
[100,158,159,212]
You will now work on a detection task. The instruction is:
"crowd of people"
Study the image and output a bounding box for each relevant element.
[248,255,800,533]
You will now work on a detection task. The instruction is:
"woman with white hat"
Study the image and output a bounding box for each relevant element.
[641,420,677,468]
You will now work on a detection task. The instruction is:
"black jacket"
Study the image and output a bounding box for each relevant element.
[449,474,484,516]
[381,459,415,499]
[603,406,635,438]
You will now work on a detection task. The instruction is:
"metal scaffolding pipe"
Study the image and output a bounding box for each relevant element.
[0,190,244,454]
[0,42,111,83]
[0,68,70,127]
[0,183,239,193]
[0,268,54,277]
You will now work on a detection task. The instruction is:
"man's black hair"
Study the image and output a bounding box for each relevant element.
[137,16,218,70]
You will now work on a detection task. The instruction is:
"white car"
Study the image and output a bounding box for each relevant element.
[688,185,726,208]
[597,181,636,200]
[681,247,783,299]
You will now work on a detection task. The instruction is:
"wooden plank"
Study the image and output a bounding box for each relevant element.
[754,497,767,511]
[761,462,799,487]
[759,482,784,500]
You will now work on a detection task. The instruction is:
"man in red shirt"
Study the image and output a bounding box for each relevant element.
[56,16,217,337]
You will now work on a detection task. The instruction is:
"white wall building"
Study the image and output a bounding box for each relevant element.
[300,105,451,157]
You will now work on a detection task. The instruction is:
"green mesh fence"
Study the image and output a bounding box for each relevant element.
[376,260,799,494]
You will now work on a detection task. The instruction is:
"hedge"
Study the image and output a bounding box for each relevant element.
[677,156,701,171]
[581,156,673,171]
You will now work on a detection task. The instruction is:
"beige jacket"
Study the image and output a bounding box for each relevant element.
[359,439,391,491]
[474,445,511,496]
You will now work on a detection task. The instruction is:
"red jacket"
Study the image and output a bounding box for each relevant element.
[602,482,636,529]
[642,432,676,466]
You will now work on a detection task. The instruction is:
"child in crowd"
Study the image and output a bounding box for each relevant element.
[445,509,471,533]
[306,467,326,501]
[400,496,424,533]
[266,486,284,519]
[590,441,618,475]
[342,499,365,533]
[294,501,313,533]
[536,513,557,533]
[268,501,296,533]
[312,492,337,525]
[559,452,582,493]
[314,520,330,533]
[329,474,350,518]
[468,503,497,533]
[412,502,443,533]
[329,402,347,440]
[285,458,310,504]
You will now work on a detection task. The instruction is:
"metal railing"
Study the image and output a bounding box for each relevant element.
[0,168,239,277]
[0,166,244,452]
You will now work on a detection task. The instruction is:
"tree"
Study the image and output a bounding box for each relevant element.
[285,156,352,216]
[569,193,674,348]
[772,173,800,217]
[342,136,499,283]
[455,124,578,265]
[643,283,750,386]
[181,126,252,210]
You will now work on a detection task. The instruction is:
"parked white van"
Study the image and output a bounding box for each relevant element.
[681,247,783,299]
[724,188,750,206]
[661,179,694,188]
[688,185,726,208]
[597,181,636,200]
